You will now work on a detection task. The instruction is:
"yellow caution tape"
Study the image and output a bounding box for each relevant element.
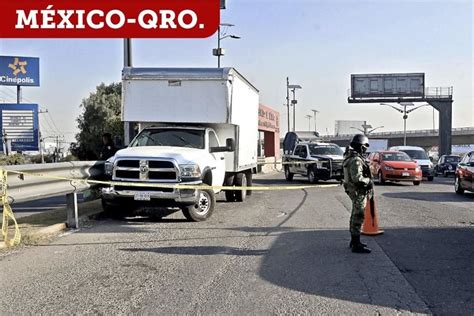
[4,169,340,191]
[1,169,21,247]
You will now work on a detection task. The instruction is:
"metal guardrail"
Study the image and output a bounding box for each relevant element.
[3,161,105,204]
[1,161,104,229]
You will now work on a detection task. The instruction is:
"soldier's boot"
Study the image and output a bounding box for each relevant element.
[349,235,367,248]
[350,235,371,253]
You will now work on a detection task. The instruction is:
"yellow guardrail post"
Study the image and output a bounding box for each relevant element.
[1,169,21,247]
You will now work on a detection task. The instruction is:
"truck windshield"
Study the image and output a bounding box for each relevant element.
[400,150,428,160]
[130,129,205,149]
[309,145,344,156]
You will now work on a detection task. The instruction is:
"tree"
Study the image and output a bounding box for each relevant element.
[72,82,123,160]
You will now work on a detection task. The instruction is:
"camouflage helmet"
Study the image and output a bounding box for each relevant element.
[350,134,369,149]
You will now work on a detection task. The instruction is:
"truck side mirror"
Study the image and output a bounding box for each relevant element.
[210,138,235,153]
[226,138,235,151]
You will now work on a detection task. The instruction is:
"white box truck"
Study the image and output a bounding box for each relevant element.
[101,67,259,221]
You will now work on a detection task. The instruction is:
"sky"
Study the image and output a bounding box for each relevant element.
[0,0,472,143]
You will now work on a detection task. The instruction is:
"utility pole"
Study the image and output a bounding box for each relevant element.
[286,77,290,134]
[292,89,296,132]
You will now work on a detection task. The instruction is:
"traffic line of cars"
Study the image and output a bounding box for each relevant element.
[281,136,473,195]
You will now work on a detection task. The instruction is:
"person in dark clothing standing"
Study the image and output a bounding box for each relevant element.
[99,133,117,160]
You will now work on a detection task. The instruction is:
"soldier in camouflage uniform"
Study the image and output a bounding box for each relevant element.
[343,134,373,253]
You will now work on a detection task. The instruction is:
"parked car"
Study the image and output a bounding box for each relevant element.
[368,151,422,185]
[435,155,461,177]
[389,146,434,181]
[455,151,474,194]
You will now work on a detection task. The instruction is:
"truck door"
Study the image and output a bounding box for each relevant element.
[209,131,226,187]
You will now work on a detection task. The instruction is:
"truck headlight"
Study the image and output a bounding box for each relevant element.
[105,158,114,176]
[179,164,201,178]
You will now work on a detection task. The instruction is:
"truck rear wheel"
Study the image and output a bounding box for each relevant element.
[181,189,215,221]
[224,174,236,202]
[234,173,247,202]
[245,172,253,196]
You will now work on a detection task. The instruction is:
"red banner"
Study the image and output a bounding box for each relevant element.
[0,0,220,38]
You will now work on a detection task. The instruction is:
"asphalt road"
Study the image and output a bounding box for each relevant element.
[0,173,473,314]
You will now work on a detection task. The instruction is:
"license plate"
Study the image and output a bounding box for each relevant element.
[402,172,410,177]
[134,192,151,201]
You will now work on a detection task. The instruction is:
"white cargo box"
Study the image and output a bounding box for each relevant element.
[122,67,259,172]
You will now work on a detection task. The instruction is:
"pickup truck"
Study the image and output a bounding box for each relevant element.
[101,67,259,221]
[282,133,344,183]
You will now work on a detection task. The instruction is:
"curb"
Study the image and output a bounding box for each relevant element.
[2,200,104,248]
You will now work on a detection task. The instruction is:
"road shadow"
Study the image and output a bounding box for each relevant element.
[382,191,474,202]
[259,227,474,314]
[123,246,267,256]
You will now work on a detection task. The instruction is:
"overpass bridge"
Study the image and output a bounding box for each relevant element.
[317,127,474,150]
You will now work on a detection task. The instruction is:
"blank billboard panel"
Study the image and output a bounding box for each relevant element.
[351,73,424,98]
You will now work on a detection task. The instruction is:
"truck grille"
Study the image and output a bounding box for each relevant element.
[113,158,178,182]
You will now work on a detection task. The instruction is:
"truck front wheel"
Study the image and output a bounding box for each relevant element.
[224,174,236,202]
[181,189,215,221]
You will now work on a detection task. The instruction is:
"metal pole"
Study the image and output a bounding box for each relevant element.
[16,86,21,104]
[123,39,132,67]
[314,112,317,132]
[286,77,290,134]
[403,106,407,146]
[39,132,44,163]
[217,26,221,68]
[292,89,296,132]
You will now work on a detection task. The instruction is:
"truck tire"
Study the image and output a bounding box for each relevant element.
[224,174,236,202]
[101,198,128,219]
[284,166,294,181]
[308,166,318,184]
[181,189,215,221]
[245,172,253,196]
[234,172,247,202]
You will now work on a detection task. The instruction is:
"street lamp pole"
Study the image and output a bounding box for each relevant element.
[311,109,319,132]
[381,102,429,146]
[213,23,240,68]
[217,25,221,68]
[287,84,302,132]
[305,115,312,130]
